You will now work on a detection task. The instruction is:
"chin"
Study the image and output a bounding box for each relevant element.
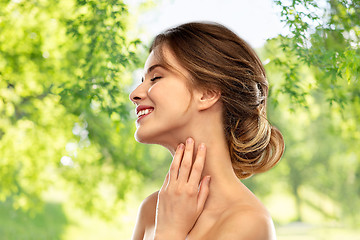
[135,128,175,148]
[134,132,149,144]
[134,129,157,144]
[134,120,187,147]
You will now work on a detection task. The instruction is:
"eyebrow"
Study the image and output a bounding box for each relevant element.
[145,64,164,75]
[141,64,164,82]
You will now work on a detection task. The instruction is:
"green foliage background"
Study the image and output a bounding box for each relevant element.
[0,0,169,218]
[254,0,360,225]
[0,0,359,238]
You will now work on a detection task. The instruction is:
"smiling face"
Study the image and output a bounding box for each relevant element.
[129,46,197,147]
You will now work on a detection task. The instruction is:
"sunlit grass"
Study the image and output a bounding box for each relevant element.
[0,199,67,240]
[277,223,360,240]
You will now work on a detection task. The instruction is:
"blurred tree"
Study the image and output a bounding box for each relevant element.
[0,0,168,219]
[245,0,360,225]
[271,0,360,106]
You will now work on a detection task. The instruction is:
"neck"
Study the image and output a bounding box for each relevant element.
[163,110,244,211]
[196,134,243,211]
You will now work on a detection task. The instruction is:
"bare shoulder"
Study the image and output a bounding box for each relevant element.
[131,191,159,240]
[209,205,276,240]
[139,191,159,220]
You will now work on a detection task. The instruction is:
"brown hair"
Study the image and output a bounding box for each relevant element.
[150,22,284,179]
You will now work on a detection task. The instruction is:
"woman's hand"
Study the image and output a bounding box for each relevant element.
[154,138,211,240]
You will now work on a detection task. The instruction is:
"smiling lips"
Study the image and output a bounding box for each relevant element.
[136,105,154,121]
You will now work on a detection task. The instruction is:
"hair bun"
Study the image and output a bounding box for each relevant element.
[230,116,284,179]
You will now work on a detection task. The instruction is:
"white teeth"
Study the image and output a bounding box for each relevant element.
[137,108,153,118]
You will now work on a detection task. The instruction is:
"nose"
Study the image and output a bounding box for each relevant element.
[129,82,147,104]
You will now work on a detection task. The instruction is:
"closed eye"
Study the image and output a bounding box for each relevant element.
[151,76,162,81]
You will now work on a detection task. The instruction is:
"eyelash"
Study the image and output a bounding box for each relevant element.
[150,76,162,81]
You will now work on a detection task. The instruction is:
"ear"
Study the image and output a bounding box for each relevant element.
[196,89,221,111]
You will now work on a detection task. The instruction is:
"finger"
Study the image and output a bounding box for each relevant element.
[161,172,169,189]
[169,143,185,182]
[177,137,194,182]
[197,176,211,213]
[188,143,206,186]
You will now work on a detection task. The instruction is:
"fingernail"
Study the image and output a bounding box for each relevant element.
[186,137,193,144]
[178,143,184,149]
[199,143,205,150]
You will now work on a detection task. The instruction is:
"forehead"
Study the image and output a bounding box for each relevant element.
[143,45,189,78]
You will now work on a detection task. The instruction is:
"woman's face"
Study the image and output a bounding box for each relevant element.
[129,46,196,146]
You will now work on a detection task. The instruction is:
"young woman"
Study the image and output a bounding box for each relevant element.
[130,22,284,240]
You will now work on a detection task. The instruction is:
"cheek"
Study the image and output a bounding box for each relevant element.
[149,82,192,109]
